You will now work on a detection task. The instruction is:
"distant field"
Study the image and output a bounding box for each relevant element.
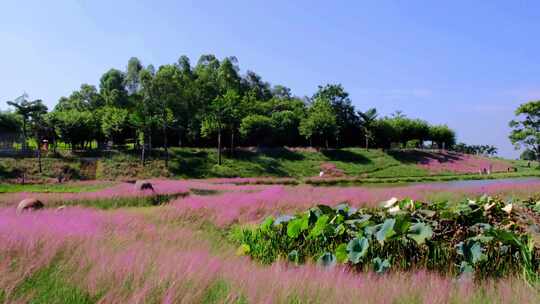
[0,147,536,182]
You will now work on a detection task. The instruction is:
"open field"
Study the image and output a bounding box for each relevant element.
[2,178,540,303]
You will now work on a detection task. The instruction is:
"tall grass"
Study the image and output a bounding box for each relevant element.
[1,207,538,303]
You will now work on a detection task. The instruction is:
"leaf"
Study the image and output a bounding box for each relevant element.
[457,241,487,265]
[372,257,390,273]
[260,216,274,231]
[459,261,474,274]
[287,216,308,239]
[334,223,346,236]
[345,214,372,228]
[316,205,335,215]
[347,237,369,264]
[309,215,329,238]
[407,222,433,245]
[335,243,348,263]
[317,252,336,267]
[394,215,411,235]
[375,218,396,244]
[288,250,300,264]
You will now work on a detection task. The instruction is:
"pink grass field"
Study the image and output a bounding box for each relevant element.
[0,179,189,207]
[1,206,538,303]
[416,151,512,174]
[170,179,540,226]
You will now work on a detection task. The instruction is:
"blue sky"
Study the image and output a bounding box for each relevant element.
[1,1,539,158]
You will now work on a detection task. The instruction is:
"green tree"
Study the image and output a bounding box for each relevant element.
[100,106,129,144]
[201,90,239,165]
[358,108,378,149]
[6,94,48,150]
[429,124,456,149]
[509,101,540,161]
[299,97,337,148]
[125,57,143,95]
[313,84,359,146]
[240,114,273,145]
[48,110,98,150]
[99,69,129,108]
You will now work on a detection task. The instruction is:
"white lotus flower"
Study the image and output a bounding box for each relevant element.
[383,197,399,208]
[502,203,513,214]
[388,205,400,214]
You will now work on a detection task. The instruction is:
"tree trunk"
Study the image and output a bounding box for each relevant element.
[22,120,27,151]
[230,130,234,157]
[37,146,42,173]
[141,132,146,166]
[365,134,369,150]
[164,126,169,169]
[217,129,222,165]
[325,137,329,149]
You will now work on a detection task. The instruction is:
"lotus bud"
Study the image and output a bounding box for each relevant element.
[383,197,398,208]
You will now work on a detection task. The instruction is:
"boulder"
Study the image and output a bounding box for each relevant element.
[134,180,154,191]
[17,198,44,213]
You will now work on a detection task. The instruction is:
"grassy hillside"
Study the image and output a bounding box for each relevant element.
[0,147,536,182]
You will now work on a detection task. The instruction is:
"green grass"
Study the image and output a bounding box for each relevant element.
[57,193,185,209]
[10,262,95,304]
[2,147,532,181]
[0,182,113,193]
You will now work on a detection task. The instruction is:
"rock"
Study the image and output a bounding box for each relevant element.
[17,198,44,213]
[134,180,154,191]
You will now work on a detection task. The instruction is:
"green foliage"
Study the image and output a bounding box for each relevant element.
[299,97,337,147]
[239,195,540,281]
[510,100,540,159]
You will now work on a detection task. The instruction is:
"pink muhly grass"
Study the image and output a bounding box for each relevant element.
[170,180,540,226]
[1,208,538,303]
[417,152,511,174]
[0,179,189,207]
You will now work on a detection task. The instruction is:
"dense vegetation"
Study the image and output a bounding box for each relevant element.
[1,55,458,165]
[238,195,540,282]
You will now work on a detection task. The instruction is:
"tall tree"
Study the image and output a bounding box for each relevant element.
[313,84,359,146]
[201,90,240,165]
[6,94,48,151]
[358,108,378,149]
[99,69,129,108]
[299,97,337,148]
[509,100,540,161]
[125,57,143,95]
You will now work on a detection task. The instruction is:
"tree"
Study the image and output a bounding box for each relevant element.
[201,90,240,165]
[520,149,537,161]
[125,57,143,95]
[99,69,129,108]
[429,124,456,149]
[0,111,21,134]
[509,100,540,161]
[6,94,48,151]
[240,114,273,145]
[48,110,98,150]
[313,84,359,146]
[358,108,378,149]
[299,97,337,148]
[100,106,129,144]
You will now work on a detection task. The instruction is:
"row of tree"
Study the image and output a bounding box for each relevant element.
[1,55,457,165]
